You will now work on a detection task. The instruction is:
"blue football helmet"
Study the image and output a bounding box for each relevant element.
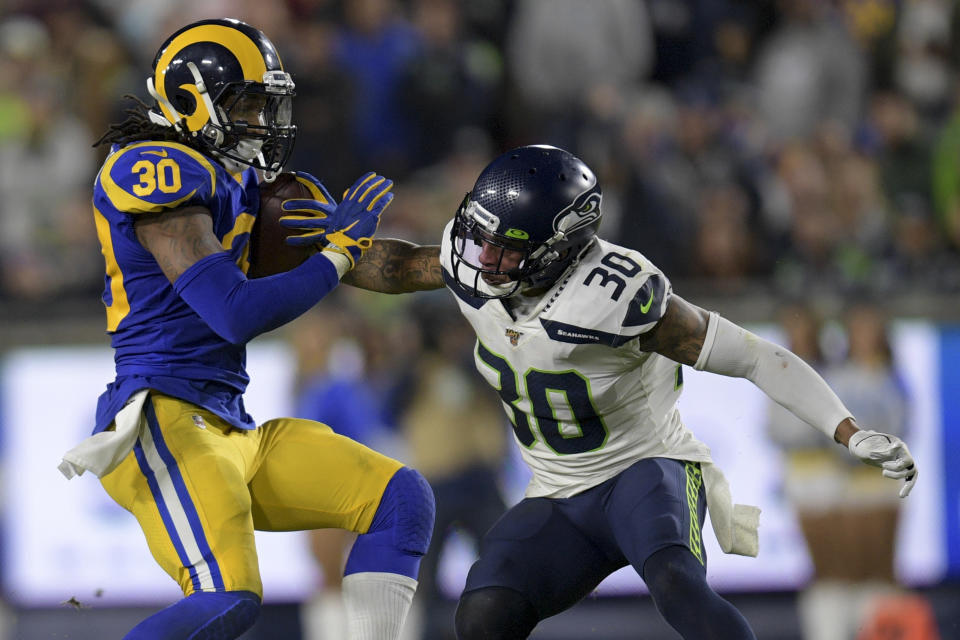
[450,145,602,298]
[146,18,296,176]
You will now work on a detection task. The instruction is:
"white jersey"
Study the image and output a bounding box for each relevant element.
[440,222,713,498]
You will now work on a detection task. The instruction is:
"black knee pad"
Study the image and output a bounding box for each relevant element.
[643,545,709,605]
[455,587,539,640]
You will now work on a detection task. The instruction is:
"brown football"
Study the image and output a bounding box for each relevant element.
[247,172,317,278]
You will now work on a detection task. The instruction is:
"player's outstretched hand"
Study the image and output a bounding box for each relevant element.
[279,172,394,267]
[322,172,394,267]
[848,430,918,498]
[278,171,338,247]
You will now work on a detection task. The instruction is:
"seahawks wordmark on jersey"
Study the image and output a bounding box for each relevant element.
[440,221,713,499]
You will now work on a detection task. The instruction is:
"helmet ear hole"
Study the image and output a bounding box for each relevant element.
[171,92,196,116]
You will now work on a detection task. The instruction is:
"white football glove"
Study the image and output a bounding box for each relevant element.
[848,430,918,498]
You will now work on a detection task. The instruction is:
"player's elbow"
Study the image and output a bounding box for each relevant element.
[209,318,258,345]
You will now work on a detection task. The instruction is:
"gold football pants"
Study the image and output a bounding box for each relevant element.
[100,391,403,597]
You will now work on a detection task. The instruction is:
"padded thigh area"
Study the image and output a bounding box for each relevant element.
[606,458,708,572]
[463,498,620,618]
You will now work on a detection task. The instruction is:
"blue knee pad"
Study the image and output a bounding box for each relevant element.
[344,466,436,580]
[124,590,260,639]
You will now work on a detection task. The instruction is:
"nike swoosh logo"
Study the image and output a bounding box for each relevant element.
[639,287,655,314]
[142,150,168,157]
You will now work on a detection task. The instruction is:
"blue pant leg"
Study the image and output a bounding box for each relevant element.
[605,458,708,573]
[605,458,755,640]
[124,591,260,640]
[463,496,620,620]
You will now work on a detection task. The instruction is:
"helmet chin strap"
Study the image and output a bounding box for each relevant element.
[518,236,597,294]
[184,61,234,151]
[260,152,277,182]
[186,61,223,129]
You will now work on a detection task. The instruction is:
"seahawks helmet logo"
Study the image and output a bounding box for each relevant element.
[553,188,601,235]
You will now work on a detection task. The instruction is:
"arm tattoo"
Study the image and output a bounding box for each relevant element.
[134,206,223,283]
[342,238,444,293]
[634,295,710,365]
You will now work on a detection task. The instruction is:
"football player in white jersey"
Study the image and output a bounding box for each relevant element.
[333,144,918,639]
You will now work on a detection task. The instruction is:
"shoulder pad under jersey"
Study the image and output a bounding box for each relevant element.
[97,141,218,214]
[548,240,672,343]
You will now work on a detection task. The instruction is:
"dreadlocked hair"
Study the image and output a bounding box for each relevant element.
[94,94,194,149]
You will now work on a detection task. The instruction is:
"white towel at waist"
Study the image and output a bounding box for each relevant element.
[701,461,761,557]
[58,389,149,480]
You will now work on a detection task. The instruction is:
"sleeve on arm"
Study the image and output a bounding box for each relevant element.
[622,273,670,334]
[174,251,341,344]
[694,312,852,438]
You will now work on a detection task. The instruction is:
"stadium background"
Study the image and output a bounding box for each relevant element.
[0,0,958,638]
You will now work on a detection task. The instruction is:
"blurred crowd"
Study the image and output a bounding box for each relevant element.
[2,0,960,304]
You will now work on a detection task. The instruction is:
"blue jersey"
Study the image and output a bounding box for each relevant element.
[92,140,261,433]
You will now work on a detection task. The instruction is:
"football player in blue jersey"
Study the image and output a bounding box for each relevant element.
[59,19,437,640]
[329,145,919,639]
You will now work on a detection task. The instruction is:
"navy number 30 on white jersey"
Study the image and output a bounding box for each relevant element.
[440,222,715,498]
